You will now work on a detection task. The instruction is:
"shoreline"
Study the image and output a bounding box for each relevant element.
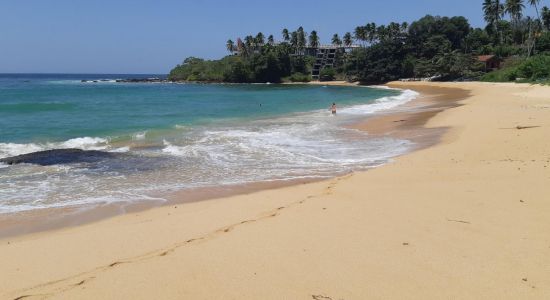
[1,82,549,299]
[0,81,446,238]
[350,83,469,150]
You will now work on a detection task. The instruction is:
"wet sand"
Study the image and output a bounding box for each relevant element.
[350,84,470,149]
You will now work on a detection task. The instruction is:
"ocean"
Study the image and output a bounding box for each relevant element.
[0,74,417,214]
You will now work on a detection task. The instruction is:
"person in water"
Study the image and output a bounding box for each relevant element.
[331,103,337,115]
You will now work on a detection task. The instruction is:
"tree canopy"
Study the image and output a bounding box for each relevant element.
[170,1,550,84]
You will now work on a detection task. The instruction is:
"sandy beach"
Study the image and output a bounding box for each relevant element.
[1,82,549,299]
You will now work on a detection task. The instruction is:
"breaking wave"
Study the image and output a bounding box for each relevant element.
[0,87,418,214]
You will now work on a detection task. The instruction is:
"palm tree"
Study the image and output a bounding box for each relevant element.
[226,39,235,53]
[376,25,387,41]
[483,0,505,41]
[543,6,550,30]
[366,23,377,44]
[297,27,307,50]
[309,30,320,48]
[506,0,525,24]
[523,16,540,56]
[387,22,401,39]
[483,0,497,25]
[331,34,342,46]
[290,31,299,49]
[244,35,254,53]
[401,22,409,32]
[343,32,353,47]
[255,32,265,45]
[236,38,244,52]
[354,26,366,46]
[528,0,543,26]
[282,28,290,42]
[237,38,248,57]
[267,34,275,45]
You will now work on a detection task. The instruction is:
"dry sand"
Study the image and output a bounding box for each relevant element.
[1,82,549,299]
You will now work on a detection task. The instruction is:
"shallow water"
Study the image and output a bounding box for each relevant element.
[0,74,418,213]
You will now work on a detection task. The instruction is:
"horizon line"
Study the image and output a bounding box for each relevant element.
[0,72,169,75]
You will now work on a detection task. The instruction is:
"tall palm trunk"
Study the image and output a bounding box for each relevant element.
[534,3,545,31]
[531,2,541,55]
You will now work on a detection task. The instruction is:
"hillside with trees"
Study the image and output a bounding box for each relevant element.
[169,0,550,84]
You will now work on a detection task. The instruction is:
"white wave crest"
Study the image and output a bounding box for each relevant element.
[109,146,130,153]
[132,131,147,140]
[338,89,419,115]
[0,143,45,159]
[0,86,418,214]
[60,137,108,149]
[161,140,196,157]
[0,137,109,159]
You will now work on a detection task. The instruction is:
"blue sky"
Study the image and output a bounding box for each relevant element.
[0,0,537,74]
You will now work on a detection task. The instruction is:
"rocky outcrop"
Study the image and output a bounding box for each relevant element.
[0,149,118,166]
[80,79,113,83]
[115,78,167,83]
[80,78,169,83]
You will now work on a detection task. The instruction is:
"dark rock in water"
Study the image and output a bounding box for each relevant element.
[81,78,168,84]
[0,149,118,166]
[115,78,168,83]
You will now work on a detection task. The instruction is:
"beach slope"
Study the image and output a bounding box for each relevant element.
[1,82,549,299]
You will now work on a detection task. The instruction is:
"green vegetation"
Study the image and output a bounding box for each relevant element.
[169,1,550,84]
[169,52,286,83]
[169,56,239,82]
[481,54,550,82]
[288,72,311,82]
[320,68,336,81]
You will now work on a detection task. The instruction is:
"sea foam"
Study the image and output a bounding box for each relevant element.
[0,137,109,159]
[338,89,418,115]
[0,87,416,214]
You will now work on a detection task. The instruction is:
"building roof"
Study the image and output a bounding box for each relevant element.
[477,55,497,62]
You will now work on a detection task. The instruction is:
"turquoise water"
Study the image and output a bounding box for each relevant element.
[0,74,417,214]
[1,74,397,143]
